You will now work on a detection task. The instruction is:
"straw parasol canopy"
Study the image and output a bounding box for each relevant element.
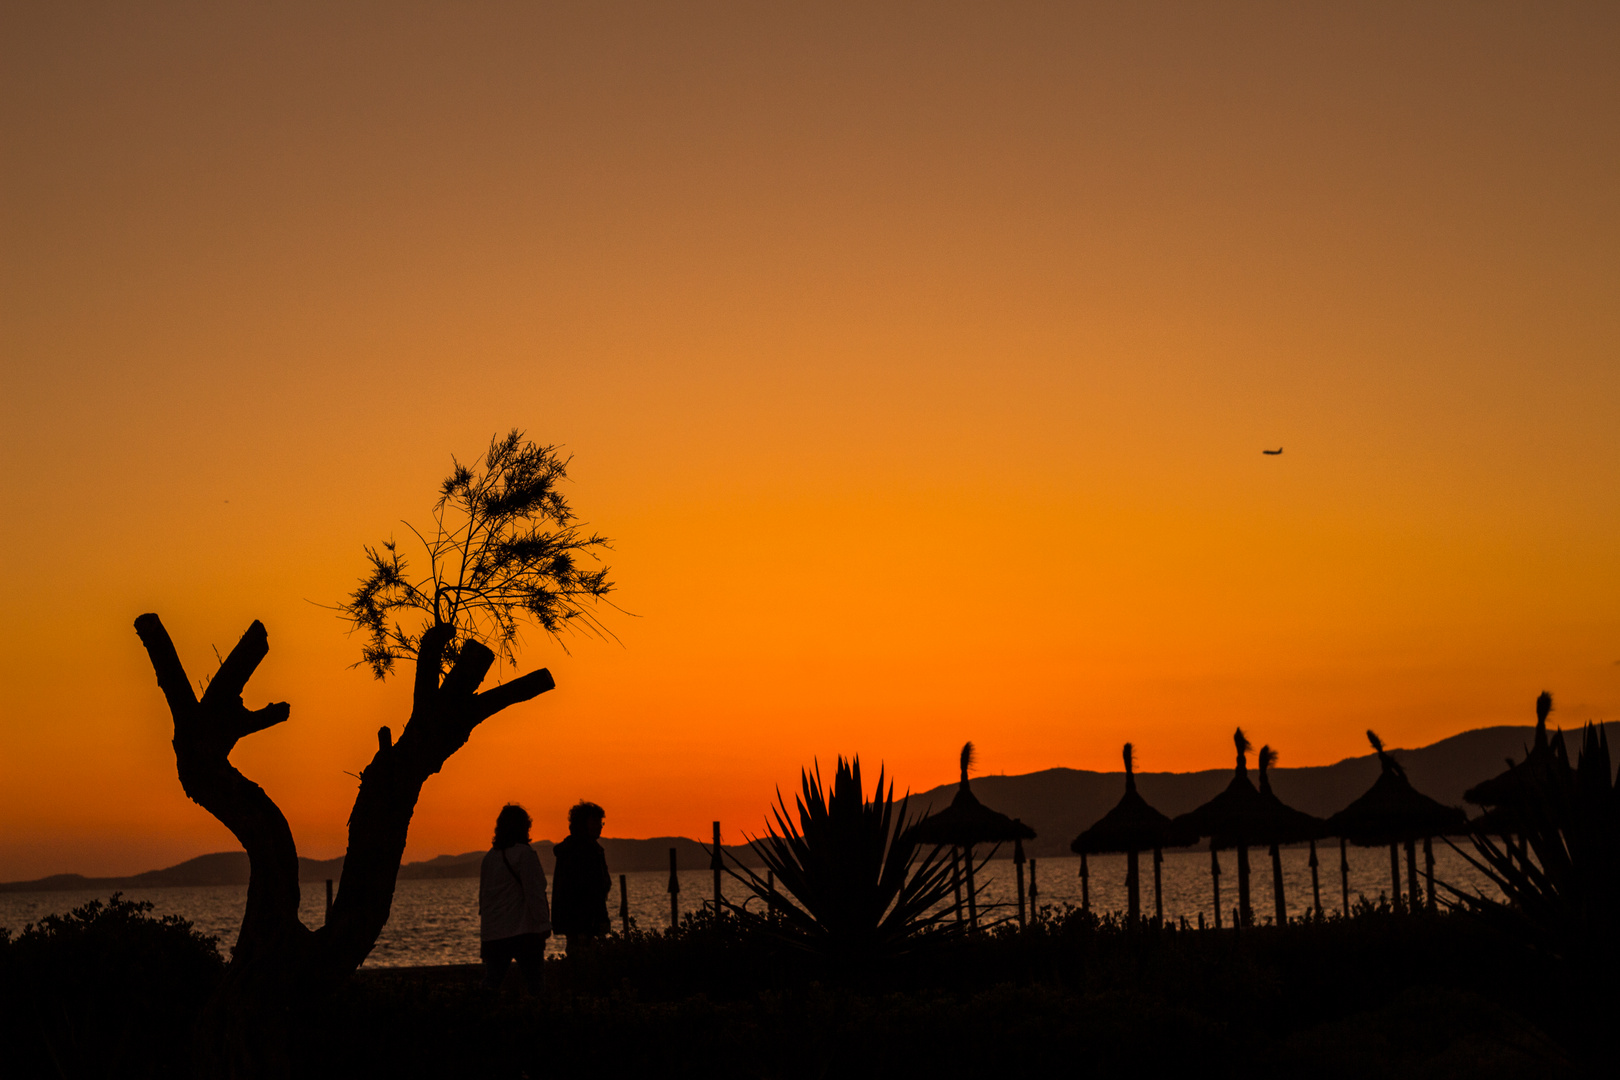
[1256,746,1324,845]
[911,742,1034,932]
[1326,731,1467,846]
[1172,728,1272,848]
[1072,743,1194,923]
[1464,692,1567,814]
[1173,728,1271,926]
[1327,730,1467,913]
[1072,743,1194,855]
[911,742,1036,848]
[1255,745,1324,925]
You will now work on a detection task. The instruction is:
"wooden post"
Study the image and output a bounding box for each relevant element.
[1210,843,1222,930]
[1125,848,1140,923]
[1308,840,1322,919]
[668,846,680,928]
[964,843,979,933]
[1339,837,1350,917]
[711,821,723,917]
[1080,851,1090,913]
[949,847,965,925]
[1153,848,1164,925]
[1389,842,1402,913]
[1270,842,1286,927]
[1423,837,1436,910]
[767,870,777,923]
[1405,837,1420,913]
[325,879,333,923]
[1029,857,1039,916]
[619,873,629,935]
[1013,837,1027,929]
[1236,844,1251,927]
[1198,910,1205,931]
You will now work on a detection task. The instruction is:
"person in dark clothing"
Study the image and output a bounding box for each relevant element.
[551,800,612,954]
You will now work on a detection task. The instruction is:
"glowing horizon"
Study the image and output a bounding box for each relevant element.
[3,2,1617,880]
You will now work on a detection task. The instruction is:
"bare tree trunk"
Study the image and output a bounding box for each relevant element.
[135,616,554,1078]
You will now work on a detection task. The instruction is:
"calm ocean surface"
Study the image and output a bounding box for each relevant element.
[0,844,1499,966]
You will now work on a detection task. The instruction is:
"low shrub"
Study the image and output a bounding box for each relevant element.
[0,894,224,1079]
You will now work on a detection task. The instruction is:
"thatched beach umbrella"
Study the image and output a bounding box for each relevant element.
[1325,731,1467,912]
[1464,692,1567,874]
[1256,746,1325,925]
[1173,729,1272,926]
[1464,692,1560,812]
[912,742,1036,931]
[1070,743,1195,923]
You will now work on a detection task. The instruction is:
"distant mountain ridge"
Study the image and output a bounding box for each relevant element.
[5,722,1611,891]
[903,723,1618,860]
[0,837,764,894]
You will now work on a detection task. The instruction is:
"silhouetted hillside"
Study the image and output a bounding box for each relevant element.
[6,723,1610,890]
[1,837,762,892]
[905,723,1618,859]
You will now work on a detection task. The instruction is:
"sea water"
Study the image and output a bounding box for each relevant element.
[0,842,1500,966]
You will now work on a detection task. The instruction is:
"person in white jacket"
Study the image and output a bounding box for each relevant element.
[479,803,552,992]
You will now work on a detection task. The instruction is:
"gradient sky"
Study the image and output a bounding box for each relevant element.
[3,2,1618,880]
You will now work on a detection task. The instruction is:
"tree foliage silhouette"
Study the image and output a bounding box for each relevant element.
[339,429,614,679]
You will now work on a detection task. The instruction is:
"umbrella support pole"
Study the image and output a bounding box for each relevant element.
[668,846,680,928]
[1153,848,1163,925]
[1423,837,1435,910]
[1126,849,1140,923]
[1014,839,1027,929]
[1309,840,1322,919]
[1236,845,1251,928]
[1389,842,1402,913]
[1405,838,1420,913]
[949,847,965,926]
[1210,844,1222,930]
[1339,838,1350,917]
[712,821,724,918]
[964,844,979,933]
[1270,843,1286,927]
[1080,852,1090,913]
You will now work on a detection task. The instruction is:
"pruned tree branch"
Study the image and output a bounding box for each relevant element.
[133,614,302,964]
[316,634,555,973]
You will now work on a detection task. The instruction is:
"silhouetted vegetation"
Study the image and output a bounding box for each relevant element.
[129,432,604,1077]
[1451,721,1620,967]
[0,895,224,1078]
[12,895,1584,1079]
[338,429,614,680]
[721,757,961,959]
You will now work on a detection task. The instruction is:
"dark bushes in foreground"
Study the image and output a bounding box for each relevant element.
[302,904,1590,1080]
[1,898,1603,1080]
[0,894,224,1079]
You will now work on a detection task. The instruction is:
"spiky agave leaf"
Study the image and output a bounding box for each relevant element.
[1442,722,1620,965]
[722,756,962,959]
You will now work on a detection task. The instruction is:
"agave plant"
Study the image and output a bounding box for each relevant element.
[1447,722,1620,964]
[724,756,962,958]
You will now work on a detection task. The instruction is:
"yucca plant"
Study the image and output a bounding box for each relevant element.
[1447,723,1620,964]
[723,757,962,959]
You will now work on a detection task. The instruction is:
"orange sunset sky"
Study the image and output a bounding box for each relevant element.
[2,2,1618,881]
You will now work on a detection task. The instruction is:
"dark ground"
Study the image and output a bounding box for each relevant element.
[3,898,1608,1079]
